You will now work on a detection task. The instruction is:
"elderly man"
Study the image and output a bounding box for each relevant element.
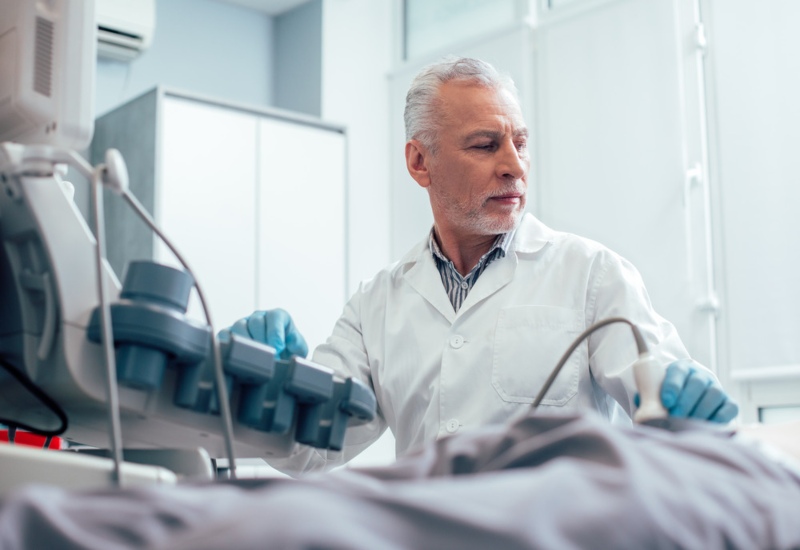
[227,56,737,475]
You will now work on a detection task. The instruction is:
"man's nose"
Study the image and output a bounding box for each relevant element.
[497,141,527,180]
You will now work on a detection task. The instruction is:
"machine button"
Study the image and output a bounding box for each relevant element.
[446,419,460,433]
[450,335,464,348]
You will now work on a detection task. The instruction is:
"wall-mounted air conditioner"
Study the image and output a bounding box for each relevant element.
[96,0,156,62]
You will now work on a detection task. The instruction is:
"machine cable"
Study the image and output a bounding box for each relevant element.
[94,151,238,479]
[0,356,68,437]
[89,165,126,485]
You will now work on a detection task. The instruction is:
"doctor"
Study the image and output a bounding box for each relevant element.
[226,56,738,474]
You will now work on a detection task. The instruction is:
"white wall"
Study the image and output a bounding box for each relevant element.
[95,0,275,117]
[320,0,395,467]
[275,0,322,115]
[321,0,393,292]
[703,0,800,420]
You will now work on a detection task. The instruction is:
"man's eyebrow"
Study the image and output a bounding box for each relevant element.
[463,130,501,142]
[463,128,529,142]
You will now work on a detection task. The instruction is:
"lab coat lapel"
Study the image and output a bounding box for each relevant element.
[403,243,457,324]
[401,215,552,324]
[456,252,517,317]
[456,214,553,317]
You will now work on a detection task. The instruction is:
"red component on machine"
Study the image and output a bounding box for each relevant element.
[0,430,64,449]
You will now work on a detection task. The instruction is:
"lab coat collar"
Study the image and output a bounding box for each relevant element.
[402,241,458,323]
[398,213,553,323]
[397,212,552,265]
[512,213,554,254]
[457,214,554,316]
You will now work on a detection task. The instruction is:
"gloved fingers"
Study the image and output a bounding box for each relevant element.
[710,399,739,423]
[263,309,289,359]
[216,327,232,343]
[283,317,309,359]
[266,310,309,359]
[668,368,713,418]
[687,383,726,420]
[225,309,307,360]
[660,359,694,410]
[244,311,270,341]
[231,310,281,354]
[633,393,640,408]
[229,316,257,339]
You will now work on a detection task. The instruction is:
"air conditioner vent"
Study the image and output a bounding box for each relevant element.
[98,24,141,41]
[96,0,155,62]
[34,16,53,97]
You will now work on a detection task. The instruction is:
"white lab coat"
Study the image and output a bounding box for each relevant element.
[269,213,690,475]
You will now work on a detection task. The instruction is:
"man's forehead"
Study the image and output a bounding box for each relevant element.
[459,108,527,137]
[438,82,525,125]
[439,80,518,106]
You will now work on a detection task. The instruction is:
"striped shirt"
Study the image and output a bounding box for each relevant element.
[429,229,516,312]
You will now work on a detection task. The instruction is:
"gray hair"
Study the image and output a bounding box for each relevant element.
[404,56,518,153]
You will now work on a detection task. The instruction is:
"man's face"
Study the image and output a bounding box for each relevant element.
[409,81,529,240]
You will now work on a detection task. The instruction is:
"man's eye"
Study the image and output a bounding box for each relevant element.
[474,143,496,151]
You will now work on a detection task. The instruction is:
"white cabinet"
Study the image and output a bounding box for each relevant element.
[255,116,347,350]
[157,97,259,332]
[92,89,347,352]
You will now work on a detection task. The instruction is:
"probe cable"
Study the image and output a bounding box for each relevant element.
[531,317,647,410]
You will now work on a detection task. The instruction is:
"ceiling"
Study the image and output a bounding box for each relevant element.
[215,0,313,16]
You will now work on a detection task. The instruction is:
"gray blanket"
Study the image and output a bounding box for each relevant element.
[1,413,799,549]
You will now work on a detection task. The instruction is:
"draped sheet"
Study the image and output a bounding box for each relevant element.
[1,413,798,549]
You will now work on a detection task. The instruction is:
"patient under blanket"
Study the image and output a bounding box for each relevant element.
[1,413,799,549]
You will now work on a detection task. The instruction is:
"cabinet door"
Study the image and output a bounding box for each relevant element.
[157,96,259,329]
[256,118,347,352]
[536,0,716,367]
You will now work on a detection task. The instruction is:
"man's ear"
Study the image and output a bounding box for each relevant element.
[405,139,432,189]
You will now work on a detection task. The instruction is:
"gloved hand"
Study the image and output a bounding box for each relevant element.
[659,359,739,423]
[221,309,309,360]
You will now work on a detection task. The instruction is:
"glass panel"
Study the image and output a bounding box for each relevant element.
[759,406,800,424]
[404,0,518,60]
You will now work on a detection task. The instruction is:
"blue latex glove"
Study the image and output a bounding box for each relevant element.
[659,359,739,423]
[222,309,309,360]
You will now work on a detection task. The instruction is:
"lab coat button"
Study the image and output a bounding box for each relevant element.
[450,335,464,348]
[446,419,460,433]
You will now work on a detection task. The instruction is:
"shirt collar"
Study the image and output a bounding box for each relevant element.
[428,227,516,264]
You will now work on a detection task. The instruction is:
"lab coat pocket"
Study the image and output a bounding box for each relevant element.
[492,305,585,405]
